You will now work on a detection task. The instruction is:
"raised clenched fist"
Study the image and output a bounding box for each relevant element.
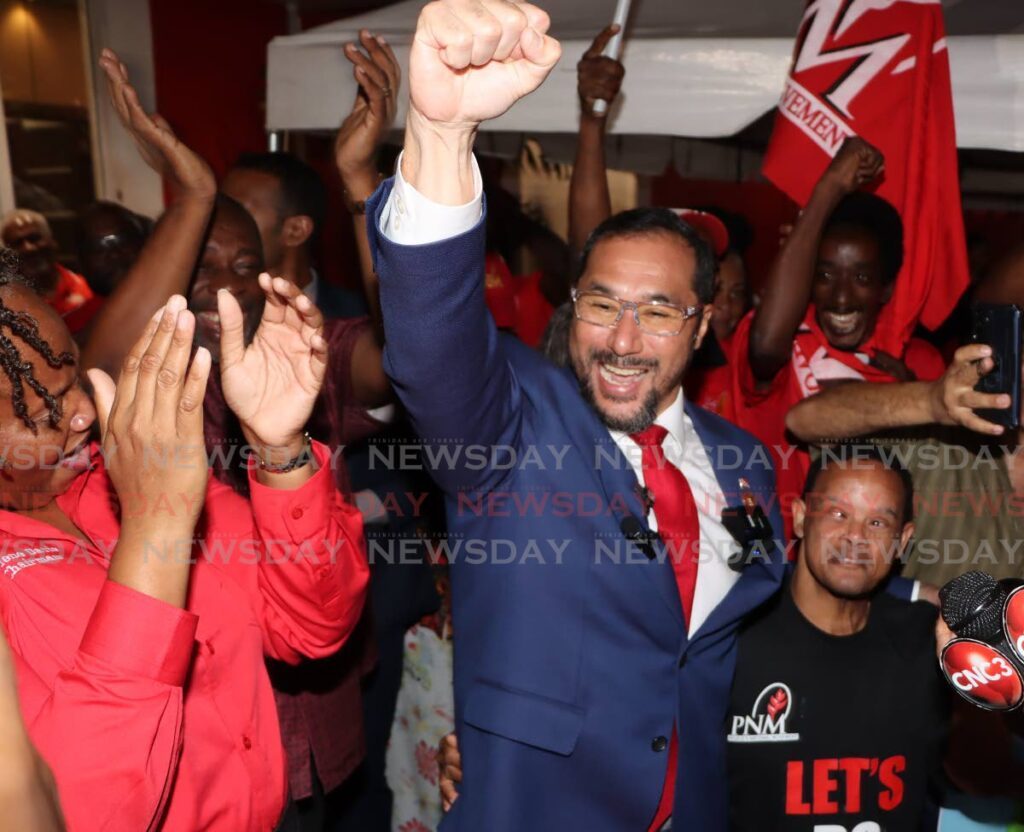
[822,136,884,194]
[409,0,561,130]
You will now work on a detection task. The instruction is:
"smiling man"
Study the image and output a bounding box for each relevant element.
[367,2,785,830]
[727,448,948,832]
[570,209,715,433]
[1,210,96,331]
[729,138,945,536]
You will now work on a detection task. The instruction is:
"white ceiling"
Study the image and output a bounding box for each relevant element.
[309,0,1024,40]
[269,0,1024,152]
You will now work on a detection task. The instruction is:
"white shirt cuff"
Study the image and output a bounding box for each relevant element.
[910,580,921,603]
[378,151,483,245]
[366,403,396,424]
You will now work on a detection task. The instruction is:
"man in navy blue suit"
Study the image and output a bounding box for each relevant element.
[367,2,786,829]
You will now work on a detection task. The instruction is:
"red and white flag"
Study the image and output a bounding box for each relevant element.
[762,0,969,354]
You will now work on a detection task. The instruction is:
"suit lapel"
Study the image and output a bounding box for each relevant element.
[583,402,685,629]
[684,401,785,643]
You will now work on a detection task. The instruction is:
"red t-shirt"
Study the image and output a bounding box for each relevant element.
[62,294,105,335]
[730,308,945,539]
[1,442,368,831]
[49,264,95,319]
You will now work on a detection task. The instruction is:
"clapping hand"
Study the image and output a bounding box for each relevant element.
[98,50,215,201]
[218,275,328,466]
[88,297,211,533]
[336,30,401,194]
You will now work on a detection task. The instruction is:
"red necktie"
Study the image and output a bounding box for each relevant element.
[631,423,701,832]
[631,424,700,622]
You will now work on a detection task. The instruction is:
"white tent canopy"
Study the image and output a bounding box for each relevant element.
[267,0,1024,156]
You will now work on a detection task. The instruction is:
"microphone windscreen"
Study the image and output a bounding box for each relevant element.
[620,516,643,538]
[940,571,1006,641]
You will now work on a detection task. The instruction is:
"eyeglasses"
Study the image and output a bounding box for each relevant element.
[571,288,703,337]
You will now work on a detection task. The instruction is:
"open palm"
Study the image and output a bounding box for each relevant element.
[99,48,215,199]
[335,30,401,179]
[218,274,328,449]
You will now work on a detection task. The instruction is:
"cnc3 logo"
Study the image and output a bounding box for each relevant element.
[727,682,801,743]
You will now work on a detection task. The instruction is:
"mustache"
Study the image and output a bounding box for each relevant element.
[588,350,659,370]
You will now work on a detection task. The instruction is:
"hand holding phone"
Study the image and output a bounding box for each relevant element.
[970,303,1022,431]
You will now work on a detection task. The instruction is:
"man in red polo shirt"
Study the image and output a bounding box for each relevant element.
[1,210,97,333]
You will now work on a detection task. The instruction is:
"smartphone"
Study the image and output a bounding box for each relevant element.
[970,303,1022,430]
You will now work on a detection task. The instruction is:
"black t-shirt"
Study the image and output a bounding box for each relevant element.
[726,583,948,832]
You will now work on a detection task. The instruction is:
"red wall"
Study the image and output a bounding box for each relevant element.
[149,0,286,179]
[148,0,365,289]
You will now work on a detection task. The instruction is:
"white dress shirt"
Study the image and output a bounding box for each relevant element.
[380,156,742,636]
[380,152,483,245]
[611,390,741,636]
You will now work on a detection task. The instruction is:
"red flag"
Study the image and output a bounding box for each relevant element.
[762,0,969,355]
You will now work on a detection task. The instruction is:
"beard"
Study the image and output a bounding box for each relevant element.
[575,348,662,433]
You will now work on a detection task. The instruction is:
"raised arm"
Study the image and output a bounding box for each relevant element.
[335,31,399,407]
[81,51,216,377]
[568,25,623,255]
[400,1,560,205]
[749,137,883,383]
[785,343,1010,442]
[369,0,560,493]
[215,274,369,658]
[336,30,399,338]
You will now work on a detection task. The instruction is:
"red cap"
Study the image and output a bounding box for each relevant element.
[672,209,730,259]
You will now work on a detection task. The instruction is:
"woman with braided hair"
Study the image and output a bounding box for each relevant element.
[0,224,368,829]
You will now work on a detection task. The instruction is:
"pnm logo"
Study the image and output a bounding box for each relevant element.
[728,682,801,743]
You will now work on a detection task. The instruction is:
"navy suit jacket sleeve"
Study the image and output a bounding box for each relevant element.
[367,180,521,494]
[883,574,918,602]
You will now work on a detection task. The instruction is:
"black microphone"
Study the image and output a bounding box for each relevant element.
[620,515,658,561]
[940,571,1011,640]
[939,571,1024,711]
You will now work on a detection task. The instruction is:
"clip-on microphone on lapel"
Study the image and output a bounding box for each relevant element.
[721,477,777,572]
[620,515,660,561]
[623,484,659,560]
